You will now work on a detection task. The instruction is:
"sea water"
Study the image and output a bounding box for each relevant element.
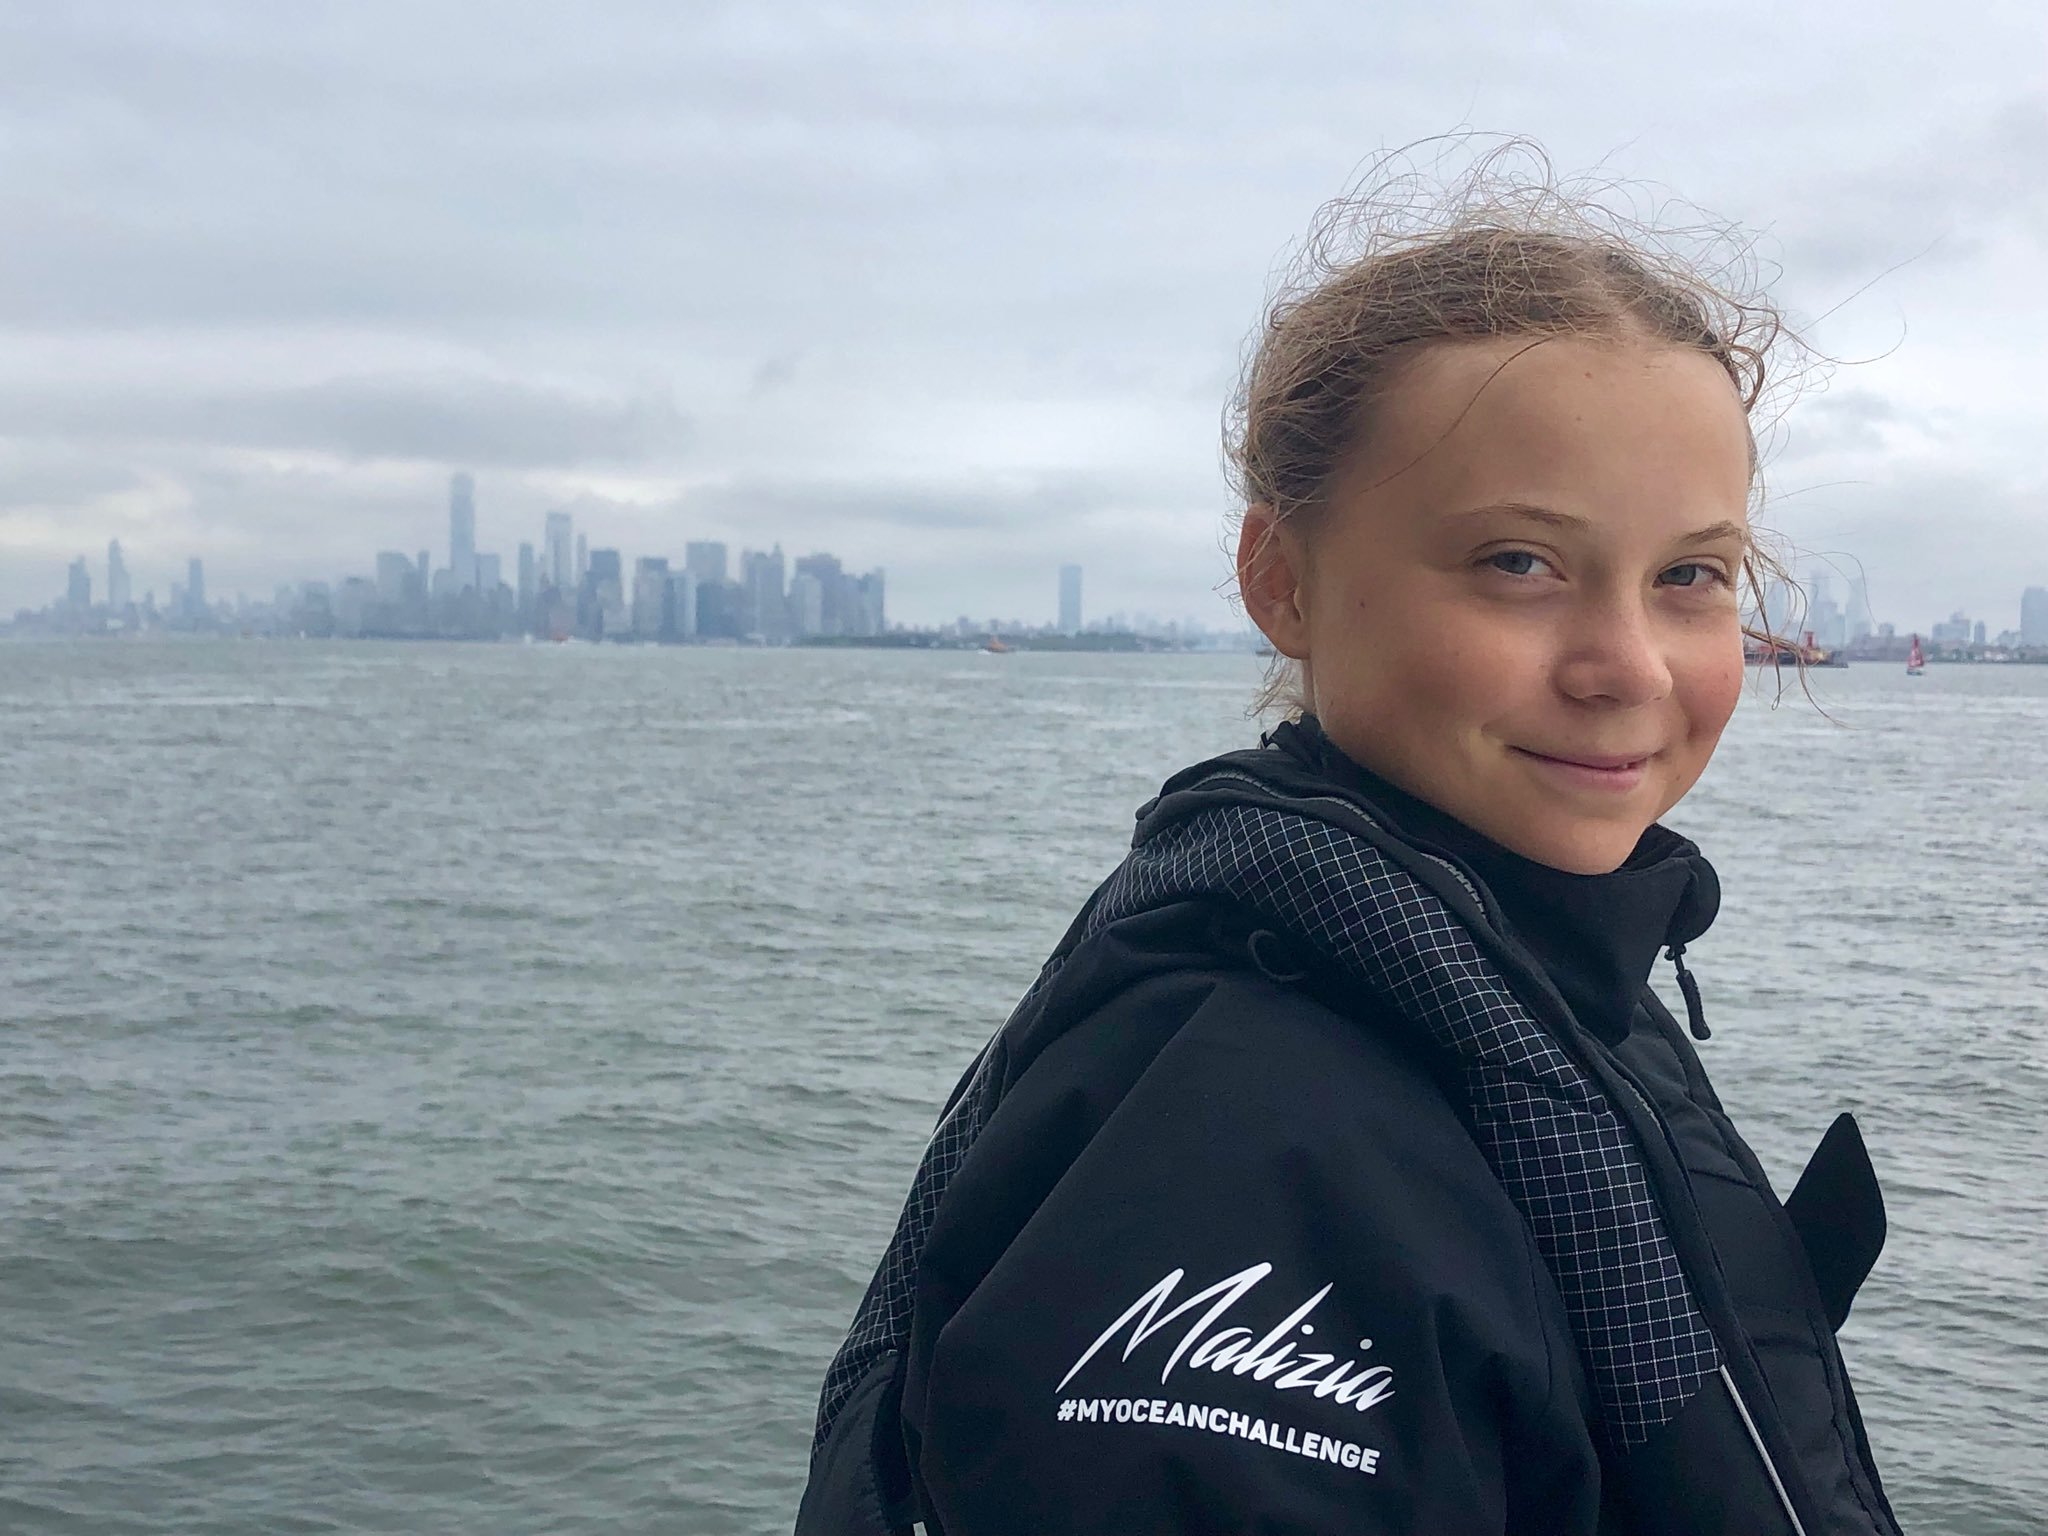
[2,642,2041,1533]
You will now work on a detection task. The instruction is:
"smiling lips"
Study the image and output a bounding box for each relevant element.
[1511,745,1656,791]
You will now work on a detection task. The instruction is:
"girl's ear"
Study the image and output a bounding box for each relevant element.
[1237,505,1311,660]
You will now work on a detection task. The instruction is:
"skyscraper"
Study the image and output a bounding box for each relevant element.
[1059,564,1083,635]
[544,512,573,592]
[666,569,698,639]
[376,551,413,603]
[67,557,91,611]
[1846,575,1874,642]
[449,472,477,592]
[685,541,728,587]
[788,571,824,637]
[186,557,207,621]
[793,552,844,635]
[854,569,886,636]
[518,542,537,620]
[741,545,786,638]
[583,548,624,638]
[2022,587,2048,646]
[633,557,671,638]
[106,540,131,611]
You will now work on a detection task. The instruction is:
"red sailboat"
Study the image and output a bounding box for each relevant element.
[1906,634,1925,675]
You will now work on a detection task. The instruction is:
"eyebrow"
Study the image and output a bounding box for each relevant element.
[1453,500,1750,546]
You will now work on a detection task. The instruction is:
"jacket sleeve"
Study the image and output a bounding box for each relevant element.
[903,970,1606,1536]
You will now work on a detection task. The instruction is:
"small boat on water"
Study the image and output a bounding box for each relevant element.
[1906,634,1925,675]
[982,636,1012,654]
[1744,629,1846,668]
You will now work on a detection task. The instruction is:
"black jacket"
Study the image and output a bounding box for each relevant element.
[799,722,1900,1534]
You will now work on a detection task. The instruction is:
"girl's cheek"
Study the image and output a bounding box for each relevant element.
[1694,639,1748,738]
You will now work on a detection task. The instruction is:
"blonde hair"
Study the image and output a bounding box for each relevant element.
[1227,139,1808,716]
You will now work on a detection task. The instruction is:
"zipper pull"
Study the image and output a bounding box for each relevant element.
[1665,942,1711,1040]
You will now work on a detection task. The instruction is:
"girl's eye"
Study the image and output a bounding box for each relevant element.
[1660,562,1726,589]
[1484,550,1549,578]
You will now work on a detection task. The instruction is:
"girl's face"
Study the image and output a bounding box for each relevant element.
[1240,336,1753,875]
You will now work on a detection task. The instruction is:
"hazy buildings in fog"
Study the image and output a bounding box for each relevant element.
[375,551,413,603]
[685,541,728,588]
[2023,588,2048,646]
[449,473,476,593]
[544,512,573,592]
[633,557,670,639]
[741,545,786,640]
[106,540,131,612]
[1059,564,1083,636]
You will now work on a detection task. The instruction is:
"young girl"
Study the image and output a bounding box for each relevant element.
[797,162,1902,1535]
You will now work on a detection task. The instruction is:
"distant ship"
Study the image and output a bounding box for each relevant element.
[1906,634,1925,675]
[982,636,1013,654]
[1744,629,1847,668]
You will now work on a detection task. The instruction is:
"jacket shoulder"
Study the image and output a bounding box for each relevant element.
[902,906,1602,1533]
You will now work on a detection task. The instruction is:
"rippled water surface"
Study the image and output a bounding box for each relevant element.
[2,642,2042,1533]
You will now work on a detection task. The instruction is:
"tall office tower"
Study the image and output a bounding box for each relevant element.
[1058,564,1082,635]
[685,540,728,587]
[544,511,573,591]
[584,548,624,637]
[793,552,844,635]
[740,545,786,638]
[666,569,698,639]
[517,542,537,619]
[787,571,824,637]
[416,551,430,588]
[854,569,886,637]
[1760,575,1795,643]
[575,533,589,588]
[1847,575,1874,642]
[375,551,413,603]
[186,557,207,620]
[475,553,501,595]
[67,557,91,611]
[106,540,131,610]
[633,557,671,638]
[2022,587,2048,646]
[449,472,477,592]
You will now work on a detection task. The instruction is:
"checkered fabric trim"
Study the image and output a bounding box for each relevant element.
[813,798,1718,1454]
[812,1036,1005,1450]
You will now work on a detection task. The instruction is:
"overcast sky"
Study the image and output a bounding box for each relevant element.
[2,1,2043,629]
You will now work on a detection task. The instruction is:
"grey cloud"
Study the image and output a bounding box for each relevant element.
[1771,387,1908,462]
[1770,98,2048,285]
[749,356,801,396]
[672,474,1125,536]
[0,374,691,470]
[0,442,147,516]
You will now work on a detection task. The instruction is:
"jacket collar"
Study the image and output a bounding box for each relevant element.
[1157,718,1720,1044]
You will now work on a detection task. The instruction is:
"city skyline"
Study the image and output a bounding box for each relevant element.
[18,470,1259,641]
[0,11,2040,638]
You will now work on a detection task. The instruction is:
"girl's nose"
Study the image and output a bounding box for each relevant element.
[1555,599,1673,707]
